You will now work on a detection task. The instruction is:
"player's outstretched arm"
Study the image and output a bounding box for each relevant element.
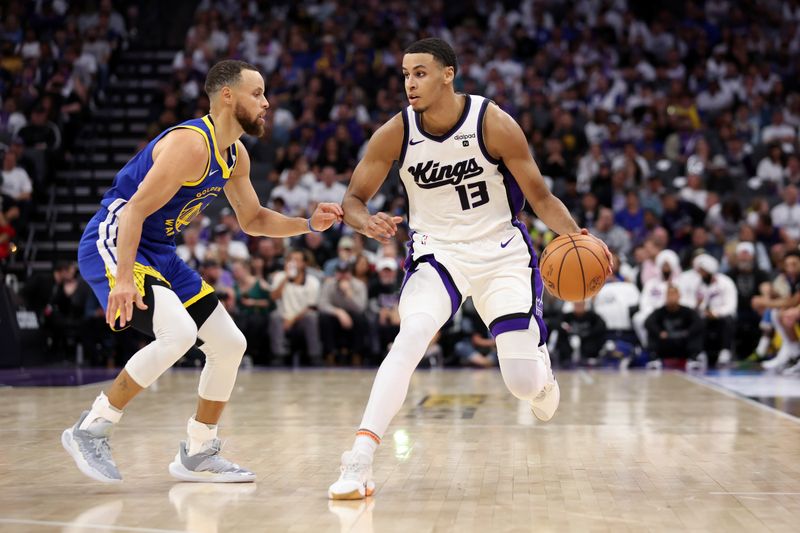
[225,141,343,237]
[483,103,613,272]
[107,129,209,327]
[342,114,404,244]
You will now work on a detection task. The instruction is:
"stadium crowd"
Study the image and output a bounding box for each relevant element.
[7,0,800,374]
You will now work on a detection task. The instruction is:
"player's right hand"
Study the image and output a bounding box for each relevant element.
[363,212,404,244]
[106,280,148,328]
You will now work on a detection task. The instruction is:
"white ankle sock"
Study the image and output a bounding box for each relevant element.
[187,416,218,456]
[79,391,123,431]
[352,430,380,460]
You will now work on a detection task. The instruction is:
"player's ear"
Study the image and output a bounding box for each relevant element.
[220,86,233,105]
[443,65,455,85]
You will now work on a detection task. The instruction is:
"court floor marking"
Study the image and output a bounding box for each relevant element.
[0,518,185,532]
[709,492,800,495]
[680,372,800,425]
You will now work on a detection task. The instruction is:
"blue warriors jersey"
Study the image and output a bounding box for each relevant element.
[101,114,239,244]
[78,115,239,317]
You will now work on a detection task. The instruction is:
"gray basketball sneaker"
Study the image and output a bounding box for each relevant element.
[168,439,256,483]
[61,410,122,483]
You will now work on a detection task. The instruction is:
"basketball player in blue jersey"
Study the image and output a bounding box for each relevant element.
[328,38,612,499]
[62,60,343,483]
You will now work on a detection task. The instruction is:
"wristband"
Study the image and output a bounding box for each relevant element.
[307,218,321,233]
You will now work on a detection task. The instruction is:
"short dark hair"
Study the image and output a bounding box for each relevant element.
[784,250,800,261]
[405,38,458,76]
[204,60,259,96]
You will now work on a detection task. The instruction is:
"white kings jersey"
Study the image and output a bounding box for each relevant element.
[398,94,525,242]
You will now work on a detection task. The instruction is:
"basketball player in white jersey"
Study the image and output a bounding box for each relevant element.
[328,38,612,499]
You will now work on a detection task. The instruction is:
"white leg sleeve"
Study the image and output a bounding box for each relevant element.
[196,302,247,402]
[124,285,198,388]
[495,322,549,400]
[358,312,444,438]
[359,263,452,438]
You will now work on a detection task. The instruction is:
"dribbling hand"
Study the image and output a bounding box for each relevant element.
[364,212,404,244]
[309,203,344,232]
[580,228,614,276]
[106,280,148,328]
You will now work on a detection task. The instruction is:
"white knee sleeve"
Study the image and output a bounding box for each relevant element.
[499,357,548,400]
[124,285,198,388]
[495,322,549,400]
[359,311,445,438]
[196,303,247,402]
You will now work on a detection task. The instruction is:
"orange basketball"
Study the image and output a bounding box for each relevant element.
[539,233,609,301]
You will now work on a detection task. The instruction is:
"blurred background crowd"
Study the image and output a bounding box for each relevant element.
[4,0,800,374]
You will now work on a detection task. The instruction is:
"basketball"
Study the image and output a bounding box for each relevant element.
[539,233,609,301]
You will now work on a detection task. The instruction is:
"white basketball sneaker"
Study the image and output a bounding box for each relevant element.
[530,345,560,422]
[530,379,560,421]
[328,450,375,500]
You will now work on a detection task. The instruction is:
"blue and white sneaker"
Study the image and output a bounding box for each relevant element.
[168,439,255,483]
[62,410,122,483]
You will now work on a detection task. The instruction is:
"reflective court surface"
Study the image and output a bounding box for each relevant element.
[1,369,799,532]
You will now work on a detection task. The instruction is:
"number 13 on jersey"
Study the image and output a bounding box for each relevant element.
[456,181,489,211]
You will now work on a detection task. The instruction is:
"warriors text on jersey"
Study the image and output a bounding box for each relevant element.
[398,94,525,242]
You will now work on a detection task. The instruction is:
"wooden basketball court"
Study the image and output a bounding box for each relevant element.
[1,369,799,532]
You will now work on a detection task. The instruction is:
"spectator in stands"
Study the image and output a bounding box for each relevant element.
[686,254,738,368]
[614,190,645,241]
[323,234,355,276]
[368,256,400,358]
[592,256,641,363]
[272,166,310,215]
[231,259,273,365]
[254,237,283,276]
[454,297,497,369]
[319,260,369,365]
[633,249,682,347]
[176,226,207,270]
[310,165,347,205]
[591,207,631,261]
[554,300,606,367]
[761,110,797,145]
[680,226,722,269]
[0,98,26,139]
[42,261,91,359]
[727,242,772,358]
[770,184,800,242]
[1,147,31,209]
[0,211,15,263]
[645,285,704,365]
[269,249,322,365]
[756,143,786,191]
[208,223,249,264]
[218,207,249,243]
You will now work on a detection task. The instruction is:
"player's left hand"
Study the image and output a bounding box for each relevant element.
[580,228,614,275]
[309,203,344,232]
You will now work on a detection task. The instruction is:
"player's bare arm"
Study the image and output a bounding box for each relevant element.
[342,113,404,244]
[225,140,343,237]
[107,129,209,327]
[483,103,613,272]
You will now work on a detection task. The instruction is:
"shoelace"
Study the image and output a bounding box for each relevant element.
[533,383,553,402]
[93,436,112,460]
[341,460,369,480]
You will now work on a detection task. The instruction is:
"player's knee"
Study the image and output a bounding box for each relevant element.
[162,315,198,354]
[500,358,548,400]
[224,327,247,362]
